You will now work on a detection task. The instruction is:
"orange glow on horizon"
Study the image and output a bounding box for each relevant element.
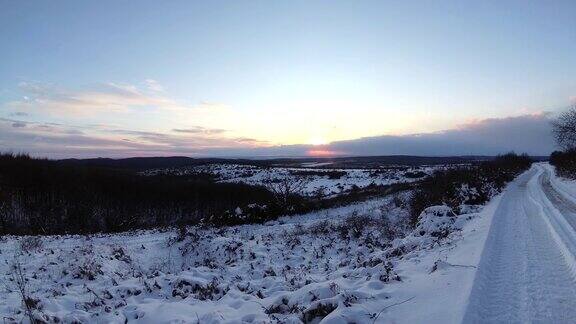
[307,148,342,157]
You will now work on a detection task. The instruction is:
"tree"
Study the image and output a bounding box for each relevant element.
[264,175,309,210]
[552,105,576,150]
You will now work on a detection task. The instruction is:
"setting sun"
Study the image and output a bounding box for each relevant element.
[308,137,328,146]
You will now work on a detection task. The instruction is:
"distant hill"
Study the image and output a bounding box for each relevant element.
[57,156,224,170]
[56,155,547,170]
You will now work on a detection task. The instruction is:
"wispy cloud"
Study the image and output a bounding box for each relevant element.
[172,126,227,135]
[9,112,28,117]
[235,137,265,143]
[145,79,165,92]
[0,114,268,158]
[11,122,26,128]
[1,81,257,154]
[9,81,185,116]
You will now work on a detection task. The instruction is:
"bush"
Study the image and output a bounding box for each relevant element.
[74,259,103,281]
[337,213,373,239]
[205,204,277,227]
[19,237,43,253]
[409,152,531,226]
[308,220,333,236]
[550,150,576,178]
[414,205,457,239]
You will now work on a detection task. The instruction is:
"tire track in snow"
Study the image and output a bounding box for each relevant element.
[463,165,576,323]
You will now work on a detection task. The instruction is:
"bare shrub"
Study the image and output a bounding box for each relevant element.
[378,261,402,282]
[19,236,43,253]
[264,176,309,209]
[308,220,333,236]
[338,213,372,239]
[71,243,103,280]
[176,225,188,242]
[111,245,132,263]
[180,228,201,256]
[392,195,404,208]
[376,215,397,241]
[302,301,337,323]
[172,277,227,301]
[10,257,40,323]
[265,297,300,315]
[74,259,103,281]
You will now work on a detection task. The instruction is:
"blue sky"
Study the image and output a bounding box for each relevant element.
[1,0,575,157]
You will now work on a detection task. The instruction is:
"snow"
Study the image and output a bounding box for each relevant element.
[5,163,576,323]
[142,163,442,197]
[464,163,576,323]
[0,192,491,323]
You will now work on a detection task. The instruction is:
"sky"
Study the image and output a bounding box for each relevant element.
[1,0,575,158]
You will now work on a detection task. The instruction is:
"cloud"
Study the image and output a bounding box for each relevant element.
[234,137,266,144]
[145,79,165,92]
[11,122,26,128]
[0,119,196,158]
[325,113,556,156]
[8,81,186,116]
[0,96,557,159]
[172,126,227,135]
[4,81,238,146]
[0,116,267,158]
[200,113,557,157]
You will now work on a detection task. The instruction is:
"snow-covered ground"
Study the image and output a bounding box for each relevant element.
[464,163,576,323]
[4,163,576,323]
[143,163,446,196]
[0,193,414,323]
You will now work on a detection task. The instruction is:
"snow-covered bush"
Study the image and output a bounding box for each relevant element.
[73,258,103,280]
[19,236,43,253]
[337,213,372,239]
[409,152,531,225]
[171,277,227,300]
[389,205,464,255]
[206,204,274,227]
[308,219,334,236]
[414,205,456,239]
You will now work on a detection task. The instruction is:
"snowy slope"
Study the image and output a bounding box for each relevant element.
[4,164,568,323]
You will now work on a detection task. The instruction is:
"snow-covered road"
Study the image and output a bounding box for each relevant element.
[463,163,576,323]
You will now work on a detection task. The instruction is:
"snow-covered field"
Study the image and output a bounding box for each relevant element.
[0,182,494,323]
[6,163,575,323]
[143,163,447,196]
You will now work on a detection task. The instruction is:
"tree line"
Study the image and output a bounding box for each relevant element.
[0,153,274,235]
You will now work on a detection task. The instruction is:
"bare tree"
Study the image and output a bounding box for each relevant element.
[264,175,309,209]
[10,256,39,323]
[552,105,576,150]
